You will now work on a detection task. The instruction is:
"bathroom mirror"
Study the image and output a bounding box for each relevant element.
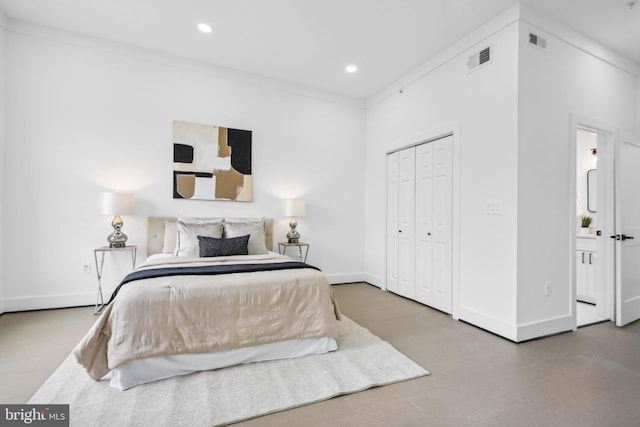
[587,169,596,213]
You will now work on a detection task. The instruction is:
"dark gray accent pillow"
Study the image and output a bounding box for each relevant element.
[197,234,250,257]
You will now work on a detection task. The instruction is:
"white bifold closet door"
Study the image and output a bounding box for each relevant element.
[397,148,416,299]
[414,136,453,313]
[386,153,400,294]
[386,135,453,313]
[385,148,416,299]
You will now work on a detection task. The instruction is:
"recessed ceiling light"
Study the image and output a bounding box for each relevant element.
[346,65,358,73]
[198,23,213,33]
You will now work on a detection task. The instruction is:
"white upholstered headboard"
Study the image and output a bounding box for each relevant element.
[147,217,274,256]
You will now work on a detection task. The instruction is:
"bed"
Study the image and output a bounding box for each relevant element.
[74,217,341,390]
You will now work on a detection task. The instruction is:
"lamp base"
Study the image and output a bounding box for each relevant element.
[107,215,128,248]
[287,230,300,244]
[107,232,127,248]
[286,216,301,244]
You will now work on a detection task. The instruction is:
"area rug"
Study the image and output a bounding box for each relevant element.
[29,316,429,426]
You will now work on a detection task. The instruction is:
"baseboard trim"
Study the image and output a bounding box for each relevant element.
[326,273,366,285]
[1,290,116,313]
[361,273,382,288]
[458,304,518,342]
[516,314,574,342]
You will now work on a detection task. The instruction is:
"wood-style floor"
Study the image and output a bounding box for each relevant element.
[1,283,639,426]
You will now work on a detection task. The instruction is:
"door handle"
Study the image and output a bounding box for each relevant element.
[589,252,593,264]
[581,252,585,263]
[611,234,635,241]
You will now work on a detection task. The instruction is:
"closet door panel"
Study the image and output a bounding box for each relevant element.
[432,136,453,313]
[386,152,399,293]
[398,148,416,299]
[415,136,453,313]
[415,143,434,305]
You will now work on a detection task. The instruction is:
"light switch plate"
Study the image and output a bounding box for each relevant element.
[487,200,503,214]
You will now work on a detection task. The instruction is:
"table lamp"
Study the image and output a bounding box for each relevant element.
[100,192,135,248]
[281,199,306,243]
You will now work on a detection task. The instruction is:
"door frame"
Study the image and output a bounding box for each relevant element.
[569,113,615,328]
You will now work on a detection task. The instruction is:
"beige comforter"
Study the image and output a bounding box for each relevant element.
[74,253,341,380]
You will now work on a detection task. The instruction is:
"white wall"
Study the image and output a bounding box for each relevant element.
[0,13,6,314]
[365,8,520,339]
[2,21,366,312]
[516,8,638,339]
[364,4,639,341]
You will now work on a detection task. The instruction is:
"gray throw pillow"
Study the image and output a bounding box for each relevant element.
[198,234,250,257]
[223,220,268,255]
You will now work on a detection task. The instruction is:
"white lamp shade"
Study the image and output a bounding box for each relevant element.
[100,192,135,216]
[281,199,306,217]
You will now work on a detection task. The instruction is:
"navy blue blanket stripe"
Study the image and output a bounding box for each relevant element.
[106,261,320,305]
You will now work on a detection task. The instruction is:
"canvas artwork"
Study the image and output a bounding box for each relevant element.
[173,120,252,201]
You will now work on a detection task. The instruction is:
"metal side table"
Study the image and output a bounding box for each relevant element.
[93,245,136,314]
[278,242,309,263]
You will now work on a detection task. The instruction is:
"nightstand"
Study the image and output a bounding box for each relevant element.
[278,242,309,263]
[93,245,137,314]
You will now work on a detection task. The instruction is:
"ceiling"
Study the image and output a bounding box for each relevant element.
[0,0,637,100]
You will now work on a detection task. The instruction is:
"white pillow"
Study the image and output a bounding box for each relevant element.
[161,220,178,254]
[175,221,224,258]
[224,217,264,223]
[178,217,224,224]
[162,217,223,254]
[223,219,267,255]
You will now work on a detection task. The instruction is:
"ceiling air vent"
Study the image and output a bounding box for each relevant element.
[528,32,547,50]
[467,46,492,72]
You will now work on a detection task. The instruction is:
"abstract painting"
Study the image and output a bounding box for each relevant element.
[173,120,252,201]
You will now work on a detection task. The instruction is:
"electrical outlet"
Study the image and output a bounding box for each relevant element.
[82,264,91,274]
[544,281,552,296]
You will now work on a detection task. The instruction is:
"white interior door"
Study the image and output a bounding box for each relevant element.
[615,138,640,326]
[415,136,453,313]
[398,148,416,299]
[386,152,399,293]
[595,131,614,319]
[415,143,434,305]
[432,137,453,312]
